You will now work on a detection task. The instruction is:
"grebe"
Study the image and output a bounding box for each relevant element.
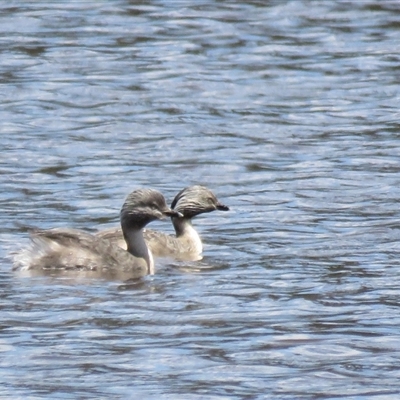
[13,189,181,275]
[96,185,229,261]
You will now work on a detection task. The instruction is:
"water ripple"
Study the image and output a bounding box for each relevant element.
[2,1,400,398]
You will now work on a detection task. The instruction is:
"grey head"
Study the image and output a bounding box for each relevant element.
[120,188,181,230]
[170,185,229,219]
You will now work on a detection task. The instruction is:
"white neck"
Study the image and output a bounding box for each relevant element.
[124,229,154,274]
[173,219,203,254]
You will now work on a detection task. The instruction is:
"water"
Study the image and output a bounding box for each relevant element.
[1,1,400,398]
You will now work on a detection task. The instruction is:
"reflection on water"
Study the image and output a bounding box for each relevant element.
[2,1,400,398]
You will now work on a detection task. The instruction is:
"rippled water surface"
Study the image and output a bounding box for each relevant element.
[2,1,400,398]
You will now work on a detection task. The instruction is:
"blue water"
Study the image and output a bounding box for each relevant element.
[1,1,400,398]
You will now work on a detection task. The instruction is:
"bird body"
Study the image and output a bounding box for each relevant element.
[13,189,179,276]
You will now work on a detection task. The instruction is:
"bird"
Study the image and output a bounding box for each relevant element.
[12,188,181,277]
[96,185,229,261]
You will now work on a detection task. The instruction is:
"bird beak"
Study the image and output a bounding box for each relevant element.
[216,203,229,211]
[164,209,183,218]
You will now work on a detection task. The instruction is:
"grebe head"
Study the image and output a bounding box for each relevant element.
[120,188,181,230]
[171,185,229,219]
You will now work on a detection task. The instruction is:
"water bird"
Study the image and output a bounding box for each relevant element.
[96,185,229,261]
[13,189,180,276]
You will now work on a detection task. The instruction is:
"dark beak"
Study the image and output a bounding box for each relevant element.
[164,208,184,218]
[216,203,229,211]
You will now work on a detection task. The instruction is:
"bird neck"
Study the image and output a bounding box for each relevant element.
[123,228,154,273]
[172,217,202,254]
